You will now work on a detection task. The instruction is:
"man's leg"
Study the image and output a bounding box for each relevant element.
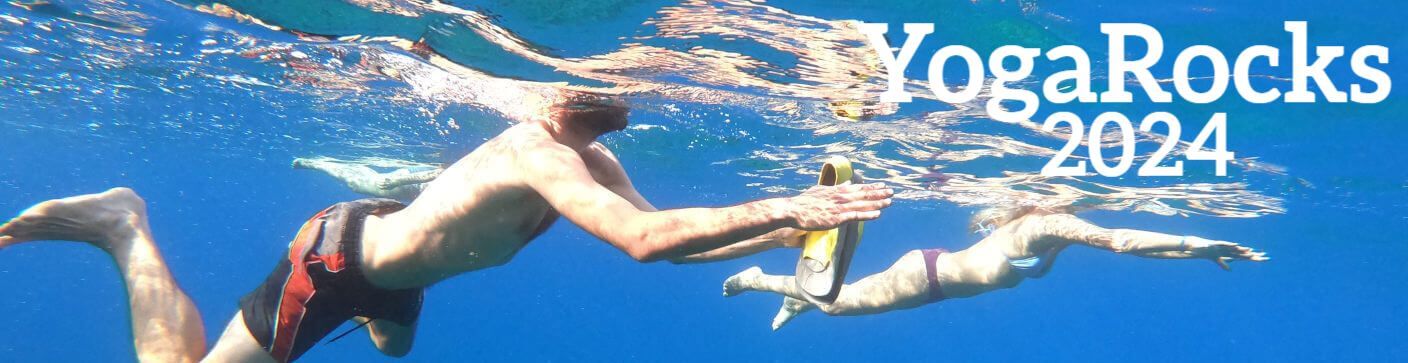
[352,316,417,357]
[206,312,276,363]
[0,188,207,362]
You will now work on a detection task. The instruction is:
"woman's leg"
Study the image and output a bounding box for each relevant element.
[723,250,933,329]
[723,266,794,297]
[0,188,207,362]
[770,297,815,330]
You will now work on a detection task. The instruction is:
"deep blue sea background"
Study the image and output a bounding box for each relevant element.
[1,0,1405,361]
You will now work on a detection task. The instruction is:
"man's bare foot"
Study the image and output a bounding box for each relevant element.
[0,188,149,251]
[722,266,763,297]
[771,297,813,331]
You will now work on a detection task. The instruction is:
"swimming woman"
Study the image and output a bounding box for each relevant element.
[291,157,443,200]
[721,207,1268,330]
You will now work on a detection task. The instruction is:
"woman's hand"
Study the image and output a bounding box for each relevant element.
[1186,237,1269,270]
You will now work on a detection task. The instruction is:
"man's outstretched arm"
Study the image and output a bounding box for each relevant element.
[524,143,892,262]
[576,144,807,263]
[667,227,806,263]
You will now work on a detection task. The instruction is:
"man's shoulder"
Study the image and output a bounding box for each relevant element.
[494,125,571,156]
[493,128,583,175]
[579,142,619,162]
[578,142,630,185]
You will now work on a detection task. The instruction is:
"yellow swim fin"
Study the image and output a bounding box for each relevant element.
[795,156,865,305]
[799,156,853,265]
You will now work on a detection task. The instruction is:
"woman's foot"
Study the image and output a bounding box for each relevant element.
[0,188,149,250]
[722,266,764,297]
[771,297,814,331]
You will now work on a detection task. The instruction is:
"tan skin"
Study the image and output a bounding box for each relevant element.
[721,212,1269,330]
[290,157,442,201]
[0,102,894,362]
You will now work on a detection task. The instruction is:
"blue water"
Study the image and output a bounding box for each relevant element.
[1,0,1405,361]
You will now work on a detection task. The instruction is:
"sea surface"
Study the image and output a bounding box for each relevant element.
[0,0,1404,361]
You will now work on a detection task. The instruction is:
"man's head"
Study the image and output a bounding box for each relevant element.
[548,92,630,137]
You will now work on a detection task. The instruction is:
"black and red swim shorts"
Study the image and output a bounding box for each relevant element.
[238,199,423,362]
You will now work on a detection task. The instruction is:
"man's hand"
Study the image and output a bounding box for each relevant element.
[786,183,894,231]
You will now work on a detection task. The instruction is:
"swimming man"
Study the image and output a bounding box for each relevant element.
[0,93,894,362]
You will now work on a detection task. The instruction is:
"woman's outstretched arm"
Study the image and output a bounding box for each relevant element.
[1023,214,1268,269]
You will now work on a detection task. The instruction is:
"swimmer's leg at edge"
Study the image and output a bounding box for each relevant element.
[0,188,280,362]
[0,188,211,362]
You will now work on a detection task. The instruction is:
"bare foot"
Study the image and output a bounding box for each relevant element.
[0,188,149,250]
[722,266,763,297]
[771,297,814,331]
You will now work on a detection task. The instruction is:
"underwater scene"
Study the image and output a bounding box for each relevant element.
[0,0,1404,361]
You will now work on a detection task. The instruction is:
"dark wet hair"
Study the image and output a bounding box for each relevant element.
[549,93,630,134]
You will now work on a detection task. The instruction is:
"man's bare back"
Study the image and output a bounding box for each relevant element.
[359,123,572,289]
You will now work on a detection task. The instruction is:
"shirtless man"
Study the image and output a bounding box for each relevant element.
[0,96,893,362]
